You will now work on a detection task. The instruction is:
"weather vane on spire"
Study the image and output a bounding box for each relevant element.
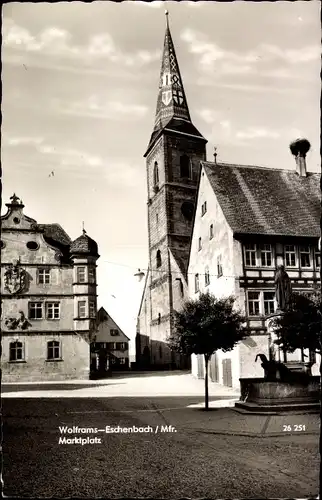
[82,221,87,235]
[165,9,169,27]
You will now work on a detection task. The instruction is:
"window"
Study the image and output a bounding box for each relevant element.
[153,161,159,190]
[177,278,184,297]
[77,267,86,283]
[244,244,257,267]
[180,155,191,178]
[181,201,194,221]
[260,244,272,267]
[315,249,320,269]
[156,250,162,268]
[88,267,96,283]
[248,290,276,316]
[26,241,39,250]
[9,341,24,361]
[248,291,260,316]
[194,274,199,293]
[116,342,126,350]
[110,329,119,336]
[29,302,43,319]
[89,301,96,318]
[217,255,223,277]
[108,342,116,350]
[78,301,86,318]
[209,224,214,240]
[299,245,311,268]
[263,292,275,315]
[201,201,207,216]
[198,237,202,251]
[156,213,159,224]
[47,340,61,360]
[285,245,296,267]
[38,269,50,284]
[119,357,126,364]
[46,302,60,320]
[205,266,210,286]
[158,313,161,324]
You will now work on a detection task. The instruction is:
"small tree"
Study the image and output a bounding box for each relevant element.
[272,288,322,373]
[167,292,246,410]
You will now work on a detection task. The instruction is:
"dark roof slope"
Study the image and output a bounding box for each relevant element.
[37,224,72,245]
[70,232,99,257]
[145,117,206,157]
[203,162,320,238]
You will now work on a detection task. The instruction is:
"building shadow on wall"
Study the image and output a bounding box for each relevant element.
[135,334,191,373]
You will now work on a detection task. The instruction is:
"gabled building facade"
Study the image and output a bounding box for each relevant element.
[136,14,206,369]
[1,194,99,382]
[91,307,130,375]
[188,151,320,388]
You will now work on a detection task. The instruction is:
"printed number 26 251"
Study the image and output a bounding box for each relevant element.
[283,424,306,432]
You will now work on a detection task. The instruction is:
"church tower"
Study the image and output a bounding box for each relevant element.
[137,13,207,369]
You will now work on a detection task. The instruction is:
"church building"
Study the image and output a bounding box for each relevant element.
[136,14,320,380]
[136,13,207,369]
[1,194,99,382]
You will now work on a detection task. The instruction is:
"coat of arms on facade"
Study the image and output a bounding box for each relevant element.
[5,311,31,331]
[162,90,172,106]
[4,260,27,294]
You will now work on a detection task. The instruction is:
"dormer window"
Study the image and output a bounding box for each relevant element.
[153,161,159,192]
[180,155,191,178]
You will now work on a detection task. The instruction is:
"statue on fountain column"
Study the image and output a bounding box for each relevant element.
[274,265,292,312]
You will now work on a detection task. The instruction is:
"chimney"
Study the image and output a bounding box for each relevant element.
[289,138,311,177]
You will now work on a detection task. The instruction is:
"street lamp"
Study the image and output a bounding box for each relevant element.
[134,269,145,282]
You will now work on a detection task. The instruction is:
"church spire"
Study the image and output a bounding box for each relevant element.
[153,11,191,133]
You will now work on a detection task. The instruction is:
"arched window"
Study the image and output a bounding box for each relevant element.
[9,341,24,361]
[180,155,191,178]
[153,161,159,190]
[156,250,162,268]
[47,340,61,360]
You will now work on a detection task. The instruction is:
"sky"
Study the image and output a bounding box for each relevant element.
[2,1,320,355]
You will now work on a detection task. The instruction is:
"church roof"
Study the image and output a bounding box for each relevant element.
[70,231,99,257]
[145,13,206,156]
[202,161,320,238]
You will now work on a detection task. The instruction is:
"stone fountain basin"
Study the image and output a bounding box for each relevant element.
[239,377,320,405]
